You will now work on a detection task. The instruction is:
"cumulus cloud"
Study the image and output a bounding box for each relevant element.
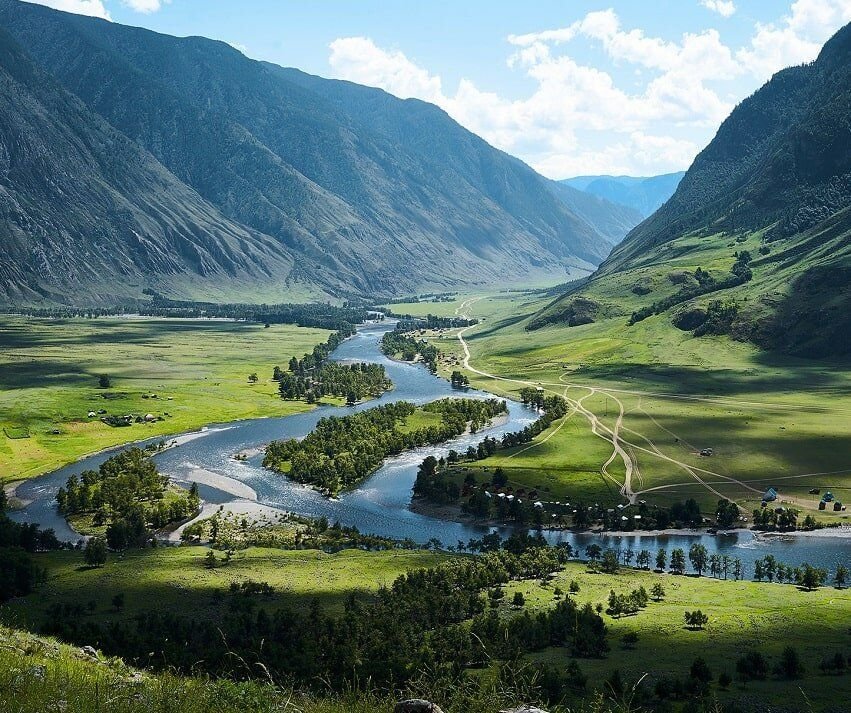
[737,0,851,80]
[701,1,736,18]
[328,2,851,177]
[25,0,171,17]
[25,0,110,19]
[329,37,444,103]
[121,0,168,14]
[330,10,745,176]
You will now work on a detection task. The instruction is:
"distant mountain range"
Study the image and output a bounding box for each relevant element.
[561,173,685,218]
[0,0,636,305]
[535,22,851,358]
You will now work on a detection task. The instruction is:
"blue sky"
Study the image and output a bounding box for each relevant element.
[29,1,851,177]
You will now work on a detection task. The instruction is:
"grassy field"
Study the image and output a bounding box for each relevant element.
[2,546,848,711]
[0,624,402,713]
[0,317,333,484]
[429,283,851,520]
[502,561,851,710]
[1,546,448,630]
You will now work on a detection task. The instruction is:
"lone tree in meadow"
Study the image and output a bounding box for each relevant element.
[775,646,804,679]
[585,543,602,567]
[83,537,107,567]
[98,374,111,389]
[684,610,708,630]
[111,592,125,612]
[651,582,666,601]
[601,548,619,573]
[834,564,848,589]
[796,562,827,590]
[655,548,667,571]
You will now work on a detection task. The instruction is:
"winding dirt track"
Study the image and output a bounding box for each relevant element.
[451,297,849,506]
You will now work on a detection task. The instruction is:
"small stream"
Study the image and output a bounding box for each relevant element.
[9,321,849,573]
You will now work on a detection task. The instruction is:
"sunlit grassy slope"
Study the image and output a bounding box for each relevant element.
[0,317,331,483]
[431,275,851,517]
[2,546,448,630]
[2,548,848,712]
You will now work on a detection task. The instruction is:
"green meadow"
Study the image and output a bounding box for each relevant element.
[0,317,332,484]
[2,546,448,629]
[430,270,851,518]
[503,561,851,710]
[2,546,848,712]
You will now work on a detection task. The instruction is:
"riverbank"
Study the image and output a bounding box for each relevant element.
[0,316,334,484]
[408,496,851,540]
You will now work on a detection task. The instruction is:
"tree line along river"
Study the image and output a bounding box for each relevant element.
[9,321,849,573]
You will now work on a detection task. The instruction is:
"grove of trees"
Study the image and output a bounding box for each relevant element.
[264,399,508,495]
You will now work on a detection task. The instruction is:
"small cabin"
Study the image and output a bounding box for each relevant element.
[834,501,843,512]
[819,501,826,510]
[763,487,778,502]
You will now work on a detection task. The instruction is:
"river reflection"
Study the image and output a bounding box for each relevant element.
[10,322,849,572]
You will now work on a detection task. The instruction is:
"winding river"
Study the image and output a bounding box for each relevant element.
[10,321,849,573]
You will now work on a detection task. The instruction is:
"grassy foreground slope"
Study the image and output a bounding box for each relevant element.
[0,317,331,483]
[2,544,849,712]
[0,624,397,713]
[2,547,448,628]
[431,290,851,518]
[511,562,851,711]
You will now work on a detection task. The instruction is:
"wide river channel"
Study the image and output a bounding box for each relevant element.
[10,321,849,573]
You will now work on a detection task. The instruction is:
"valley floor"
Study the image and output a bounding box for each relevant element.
[0,317,333,484]
[404,290,851,523]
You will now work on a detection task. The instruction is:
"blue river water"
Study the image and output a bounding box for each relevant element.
[10,321,849,573]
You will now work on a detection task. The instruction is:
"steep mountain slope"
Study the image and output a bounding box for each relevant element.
[532,23,851,357]
[275,67,641,247]
[562,172,685,218]
[0,0,625,302]
[0,26,299,304]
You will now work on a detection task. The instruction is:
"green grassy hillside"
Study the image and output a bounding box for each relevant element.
[2,545,849,712]
[430,291,851,516]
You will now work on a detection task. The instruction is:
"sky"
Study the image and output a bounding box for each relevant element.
[26,0,851,178]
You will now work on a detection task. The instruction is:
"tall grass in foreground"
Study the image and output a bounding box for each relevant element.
[0,625,636,713]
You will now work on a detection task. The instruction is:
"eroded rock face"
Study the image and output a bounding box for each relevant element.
[394,700,444,713]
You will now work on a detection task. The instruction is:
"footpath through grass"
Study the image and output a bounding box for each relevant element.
[0,317,332,484]
[431,290,851,520]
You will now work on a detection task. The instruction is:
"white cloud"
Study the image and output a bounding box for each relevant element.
[24,0,169,17]
[329,37,444,103]
[330,10,747,177]
[24,0,110,19]
[737,0,851,79]
[328,3,851,177]
[701,1,736,18]
[122,0,169,14]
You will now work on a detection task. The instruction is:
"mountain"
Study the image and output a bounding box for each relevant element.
[532,23,851,358]
[561,172,685,218]
[0,25,301,305]
[0,0,629,305]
